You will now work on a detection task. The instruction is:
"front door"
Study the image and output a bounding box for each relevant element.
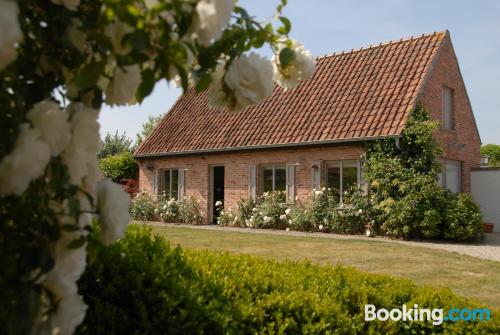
[212,166,224,223]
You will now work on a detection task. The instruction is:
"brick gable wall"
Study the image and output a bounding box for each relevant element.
[418,33,481,192]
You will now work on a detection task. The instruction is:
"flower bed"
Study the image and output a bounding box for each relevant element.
[130,191,204,225]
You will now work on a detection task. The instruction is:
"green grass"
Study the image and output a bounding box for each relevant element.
[148,224,500,308]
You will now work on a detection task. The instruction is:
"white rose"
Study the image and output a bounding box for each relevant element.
[0,124,50,195]
[43,230,87,298]
[61,103,100,186]
[319,224,324,231]
[288,219,293,224]
[51,0,80,11]
[82,155,103,198]
[272,40,315,89]
[192,0,233,46]
[315,190,323,196]
[105,65,141,106]
[49,293,87,335]
[97,179,131,245]
[285,208,291,215]
[279,214,287,220]
[0,1,23,71]
[224,53,274,110]
[285,227,290,232]
[215,200,223,207]
[104,21,133,55]
[263,216,271,223]
[27,101,71,157]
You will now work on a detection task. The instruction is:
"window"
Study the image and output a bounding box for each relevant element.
[261,164,286,193]
[326,160,359,202]
[439,159,461,193]
[159,169,179,199]
[443,87,454,130]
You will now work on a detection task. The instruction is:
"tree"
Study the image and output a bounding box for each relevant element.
[99,152,138,182]
[135,114,163,148]
[480,144,500,167]
[98,131,133,159]
[0,0,313,333]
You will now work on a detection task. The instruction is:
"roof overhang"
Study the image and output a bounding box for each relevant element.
[133,134,401,160]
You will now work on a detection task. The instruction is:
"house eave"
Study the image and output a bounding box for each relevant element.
[133,134,401,160]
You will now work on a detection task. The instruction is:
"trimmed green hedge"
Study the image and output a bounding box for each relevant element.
[99,152,138,182]
[78,226,498,334]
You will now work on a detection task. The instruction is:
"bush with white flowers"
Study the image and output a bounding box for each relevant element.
[0,0,314,333]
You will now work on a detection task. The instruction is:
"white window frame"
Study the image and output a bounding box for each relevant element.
[325,160,361,203]
[260,164,287,193]
[442,86,454,130]
[158,168,181,199]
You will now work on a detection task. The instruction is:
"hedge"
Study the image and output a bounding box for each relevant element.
[77,226,499,334]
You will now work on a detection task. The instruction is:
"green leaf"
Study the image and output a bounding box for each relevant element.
[67,236,86,249]
[277,16,291,35]
[279,47,295,67]
[87,32,113,51]
[73,60,106,91]
[68,196,80,216]
[137,69,155,103]
[175,65,189,92]
[195,73,212,93]
[126,30,150,51]
[61,223,80,232]
[264,23,274,34]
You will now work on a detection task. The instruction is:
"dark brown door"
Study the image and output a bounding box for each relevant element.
[212,166,224,223]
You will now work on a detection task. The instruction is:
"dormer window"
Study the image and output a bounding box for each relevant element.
[442,86,454,130]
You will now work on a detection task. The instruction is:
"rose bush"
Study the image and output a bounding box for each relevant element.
[0,0,314,333]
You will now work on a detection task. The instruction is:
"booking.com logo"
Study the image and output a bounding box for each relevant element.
[365,304,492,325]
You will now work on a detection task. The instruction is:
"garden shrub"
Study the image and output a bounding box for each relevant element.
[99,152,138,182]
[129,192,156,221]
[365,105,484,241]
[78,226,500,334]
[178,196,204,225]
[444,193,484,241]
[251,191,288,229]
[77,226,235,334]
[131,193,204,224]
[156,195,181,223]
[156,196,204,224]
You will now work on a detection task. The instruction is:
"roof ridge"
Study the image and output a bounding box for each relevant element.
[316,30,447,60]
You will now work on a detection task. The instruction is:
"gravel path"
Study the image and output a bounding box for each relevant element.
[143,222,500,262]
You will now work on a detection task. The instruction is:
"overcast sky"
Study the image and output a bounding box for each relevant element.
[99,0,500,144]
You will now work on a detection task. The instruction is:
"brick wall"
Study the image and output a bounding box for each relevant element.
[418,33,481,192]
[138,144,365,222]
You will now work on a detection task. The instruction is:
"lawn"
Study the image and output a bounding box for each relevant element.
[148,224,500,308]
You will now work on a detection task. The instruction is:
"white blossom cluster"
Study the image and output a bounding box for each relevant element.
[0,101,130,334]
[208,41,316,111]
[0,1,23,70]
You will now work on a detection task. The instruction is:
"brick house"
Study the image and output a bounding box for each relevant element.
[134,31,481,223]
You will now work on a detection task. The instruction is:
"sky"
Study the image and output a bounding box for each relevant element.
[99,0,500,144]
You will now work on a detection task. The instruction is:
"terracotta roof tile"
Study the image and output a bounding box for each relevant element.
[135,31,446,156]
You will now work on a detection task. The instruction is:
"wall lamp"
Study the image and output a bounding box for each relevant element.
[294,158,305,167]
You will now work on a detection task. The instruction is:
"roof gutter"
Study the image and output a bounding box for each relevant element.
[133,134,402,160]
